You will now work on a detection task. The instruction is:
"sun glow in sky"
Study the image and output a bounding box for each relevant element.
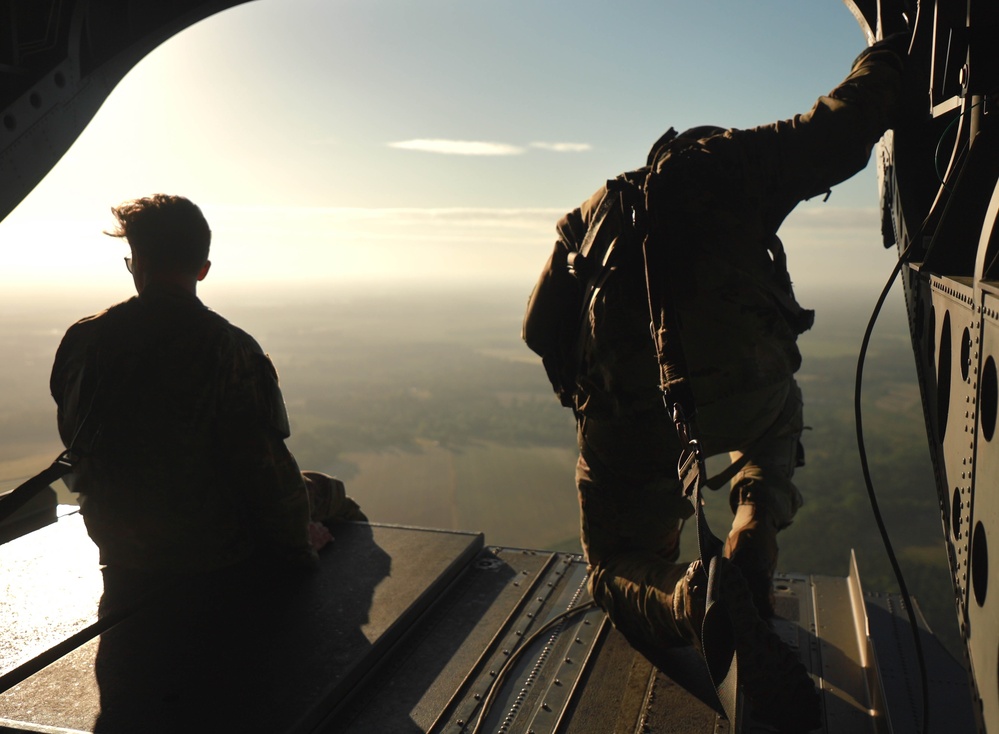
[1,0,900,302]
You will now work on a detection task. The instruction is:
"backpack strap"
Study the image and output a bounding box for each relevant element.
[0,319,146,527]
[0,453,76,525]
[640,156,745,729]
[0,383,103,525]
[565,175,650,408]
[566,182,620,284]
[640,182,718,539]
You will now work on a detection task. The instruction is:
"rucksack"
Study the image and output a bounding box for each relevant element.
[522,171,647,408]
[523,126,814,413]
[522,129,682,409]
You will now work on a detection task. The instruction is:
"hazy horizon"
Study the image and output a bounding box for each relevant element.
[0,278,960,657]
[0,276,913,517]
[0,0,898,297]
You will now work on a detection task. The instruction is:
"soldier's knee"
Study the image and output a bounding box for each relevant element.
[729,473,803,528]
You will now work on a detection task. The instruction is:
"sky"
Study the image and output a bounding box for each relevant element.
[0,0,899,305]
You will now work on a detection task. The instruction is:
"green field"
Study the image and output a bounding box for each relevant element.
[0,284,963,658]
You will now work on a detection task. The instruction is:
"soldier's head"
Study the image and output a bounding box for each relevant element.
[106,194,212,293]
[647,126,727,170]
[676,126,726,145]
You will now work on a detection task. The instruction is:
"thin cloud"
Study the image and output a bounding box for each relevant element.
[530,142,592,153]
[389,139,524,156]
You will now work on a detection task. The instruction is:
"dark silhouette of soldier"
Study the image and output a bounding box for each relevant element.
[532,36,908,731]
[51,194,363,576]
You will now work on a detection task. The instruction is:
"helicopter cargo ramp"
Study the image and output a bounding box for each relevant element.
[0,508,973,733]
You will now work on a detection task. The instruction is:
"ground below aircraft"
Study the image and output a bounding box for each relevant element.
[0,0,994,731]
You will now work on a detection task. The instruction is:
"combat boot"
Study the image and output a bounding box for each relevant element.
[724,503,779,618]
[672,558,820,732]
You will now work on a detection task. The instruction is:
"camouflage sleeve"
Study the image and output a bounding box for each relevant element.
[725,38,905,227]
[50,318,100,450]
[216,329,317,568]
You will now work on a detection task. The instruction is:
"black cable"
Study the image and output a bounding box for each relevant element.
[853,35,936,734]
[866,83,988,732]
[469,600,597,734]
[855,242,929,733]
[933,101,982,191]
[853,30,988,730]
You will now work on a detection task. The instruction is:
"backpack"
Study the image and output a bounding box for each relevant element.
[523,128,687,408]
[522,166,655,409]
[523,126,815,412]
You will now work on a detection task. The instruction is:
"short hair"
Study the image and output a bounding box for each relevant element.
[105,194,211,275]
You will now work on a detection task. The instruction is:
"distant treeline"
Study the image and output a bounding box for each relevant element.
[0,285,963,659]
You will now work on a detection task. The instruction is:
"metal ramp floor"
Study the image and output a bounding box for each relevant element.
[0,510,974,733]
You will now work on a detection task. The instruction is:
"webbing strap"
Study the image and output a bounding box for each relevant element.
[701,390,801,491]
[0,453,76,525]
[639,164,743,724]
[689,430,743,728]
[0,359,121,528]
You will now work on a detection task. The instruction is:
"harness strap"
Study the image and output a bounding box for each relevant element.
[0,373,107,526]
[702,391,801,490]
[0,322,147,528]
[0,453,76,525]
[567,178,650,397]
[640,153,743,726]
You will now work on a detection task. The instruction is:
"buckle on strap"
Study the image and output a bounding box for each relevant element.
[672,401,705,499]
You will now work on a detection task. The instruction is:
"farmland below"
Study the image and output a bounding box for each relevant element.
[0,282,959,656]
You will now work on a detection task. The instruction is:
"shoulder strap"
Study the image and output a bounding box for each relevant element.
[568,176,647,393]
[0,373,111,526]
[0,322,148,527]
[640,162,745,726]
[0,454,76,525]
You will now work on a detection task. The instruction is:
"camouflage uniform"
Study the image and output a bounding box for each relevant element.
[50,283,358,573]
[572,47,903,649]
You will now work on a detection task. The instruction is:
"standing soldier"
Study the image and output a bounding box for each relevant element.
[525,35,908,731]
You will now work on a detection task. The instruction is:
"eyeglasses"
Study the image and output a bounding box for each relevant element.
[124,257,133,274]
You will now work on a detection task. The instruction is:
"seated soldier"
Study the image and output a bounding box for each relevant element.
[50,194,364,576]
